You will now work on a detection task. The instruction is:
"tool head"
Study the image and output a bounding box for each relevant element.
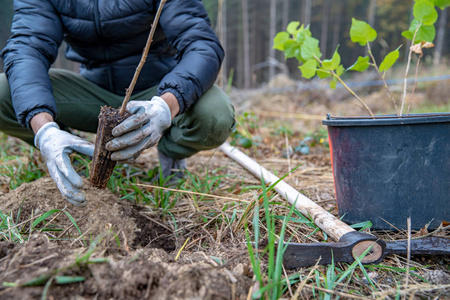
[283,231,386,268]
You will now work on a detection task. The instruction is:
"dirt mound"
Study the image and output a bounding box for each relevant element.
[0,177,137,247]
[0,177,252,299]
[0,234,252,300]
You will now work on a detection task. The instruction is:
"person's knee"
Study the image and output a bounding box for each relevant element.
[189,94,236,148]
[0,74,12,130]
[0,73,10,103]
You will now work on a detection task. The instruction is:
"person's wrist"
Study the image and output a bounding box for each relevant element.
[160,92,180,120]
[34,121,59,149]
[30,112,54,134]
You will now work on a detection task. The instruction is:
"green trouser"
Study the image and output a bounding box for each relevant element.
[0,69,236,160]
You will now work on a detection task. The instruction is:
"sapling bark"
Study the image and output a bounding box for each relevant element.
[90,0,167,188]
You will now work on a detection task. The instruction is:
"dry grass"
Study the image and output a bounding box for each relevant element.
[1,81,449,299]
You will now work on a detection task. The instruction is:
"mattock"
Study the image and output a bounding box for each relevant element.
[219,142,449,268]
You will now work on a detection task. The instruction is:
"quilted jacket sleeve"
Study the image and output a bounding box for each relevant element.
[157,0,224,114]
[1,0,63,128]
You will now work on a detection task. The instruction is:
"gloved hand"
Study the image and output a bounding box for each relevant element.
[34,122,95,206]
[105,96,172,161]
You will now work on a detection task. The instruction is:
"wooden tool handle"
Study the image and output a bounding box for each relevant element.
[219,142,356,241]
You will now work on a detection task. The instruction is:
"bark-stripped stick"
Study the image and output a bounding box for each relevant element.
[119,0,167,115]
[219,142,356,241]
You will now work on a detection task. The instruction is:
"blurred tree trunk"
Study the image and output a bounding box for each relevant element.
[281,0,289,71]
[332,2,342,51]
[433,7,447,66]
[241,0,251,89]
[321,0,330,57]
[368,0,377,27]
[303,0,312,25]
[217,0,227,89]
[282,0,289,31]
[269,0,277,81]
[366,0,377,55]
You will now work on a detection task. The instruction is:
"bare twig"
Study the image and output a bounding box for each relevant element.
[284,132,291,177]
[367,42,399,114]
[400,22,421,116]
[119,0,167,115]
[291,260,320,299]
[406,54,422,115]
[253,111,324,120]
[136,183,244,202]
[315,56,374,116]
[405,217,412,288]
[302,283,366,299]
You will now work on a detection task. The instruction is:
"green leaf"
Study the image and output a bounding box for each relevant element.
[299,59,317,79]
[322,47,341,71]
[273,32,290,51]
[347,56,370,72]
[350,18,377,46]
[287,21,300,34]
[414,0,438,25]
[317,69,332,79]
[294,49,303,63]
[416,24,436,43]
[301,36,321,61]
[329,77,338,89]
[433,0,450,9]
[335,65,345,77]
[283,40,298,58]
[238,137,252,148]
[379,46,401,72]
[296,25,312,44]
[402,19,436,43]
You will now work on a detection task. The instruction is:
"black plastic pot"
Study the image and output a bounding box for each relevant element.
[323,113,450,231]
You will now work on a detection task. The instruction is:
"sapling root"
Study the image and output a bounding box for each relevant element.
[89,0,167,189]
[90,107,131,189]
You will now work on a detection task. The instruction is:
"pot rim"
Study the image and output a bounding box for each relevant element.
[322,112,450,126]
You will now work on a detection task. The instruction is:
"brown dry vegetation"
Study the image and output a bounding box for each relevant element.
[0,78,449,299]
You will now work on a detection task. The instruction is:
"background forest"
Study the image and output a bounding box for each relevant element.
[0,0,449,88]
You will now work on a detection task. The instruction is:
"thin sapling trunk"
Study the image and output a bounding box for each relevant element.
[90,0,167,188]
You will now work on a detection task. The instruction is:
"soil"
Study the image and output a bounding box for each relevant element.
[0,177,252,299]
[1,82,449,299]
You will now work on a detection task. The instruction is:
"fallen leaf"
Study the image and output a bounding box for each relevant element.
[417,226,428,236]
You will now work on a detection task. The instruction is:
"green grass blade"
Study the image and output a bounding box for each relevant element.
[32,209,61,229]
[252,201,260,254]
[55,276,86,284]
[245,228,262,284]
[366,265,428,282]
[62,211,82,236]
[40,276,55,300]
[355,256,377,290]
[21,274,53,287]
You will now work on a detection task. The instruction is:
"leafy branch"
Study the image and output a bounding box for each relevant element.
[273,0,449,117]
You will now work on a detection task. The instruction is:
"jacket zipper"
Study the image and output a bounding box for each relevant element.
[93,0,103,40]
[93,0,113,90]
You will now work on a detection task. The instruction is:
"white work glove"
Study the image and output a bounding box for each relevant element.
[34,122,95,206]
[105,96,172,161]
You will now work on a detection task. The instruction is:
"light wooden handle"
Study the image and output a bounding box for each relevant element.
[219,142,356,241]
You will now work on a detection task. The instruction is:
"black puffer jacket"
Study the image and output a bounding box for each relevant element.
[1,0,224,127]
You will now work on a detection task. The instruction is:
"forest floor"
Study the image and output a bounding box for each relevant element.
[0,74,449,299]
